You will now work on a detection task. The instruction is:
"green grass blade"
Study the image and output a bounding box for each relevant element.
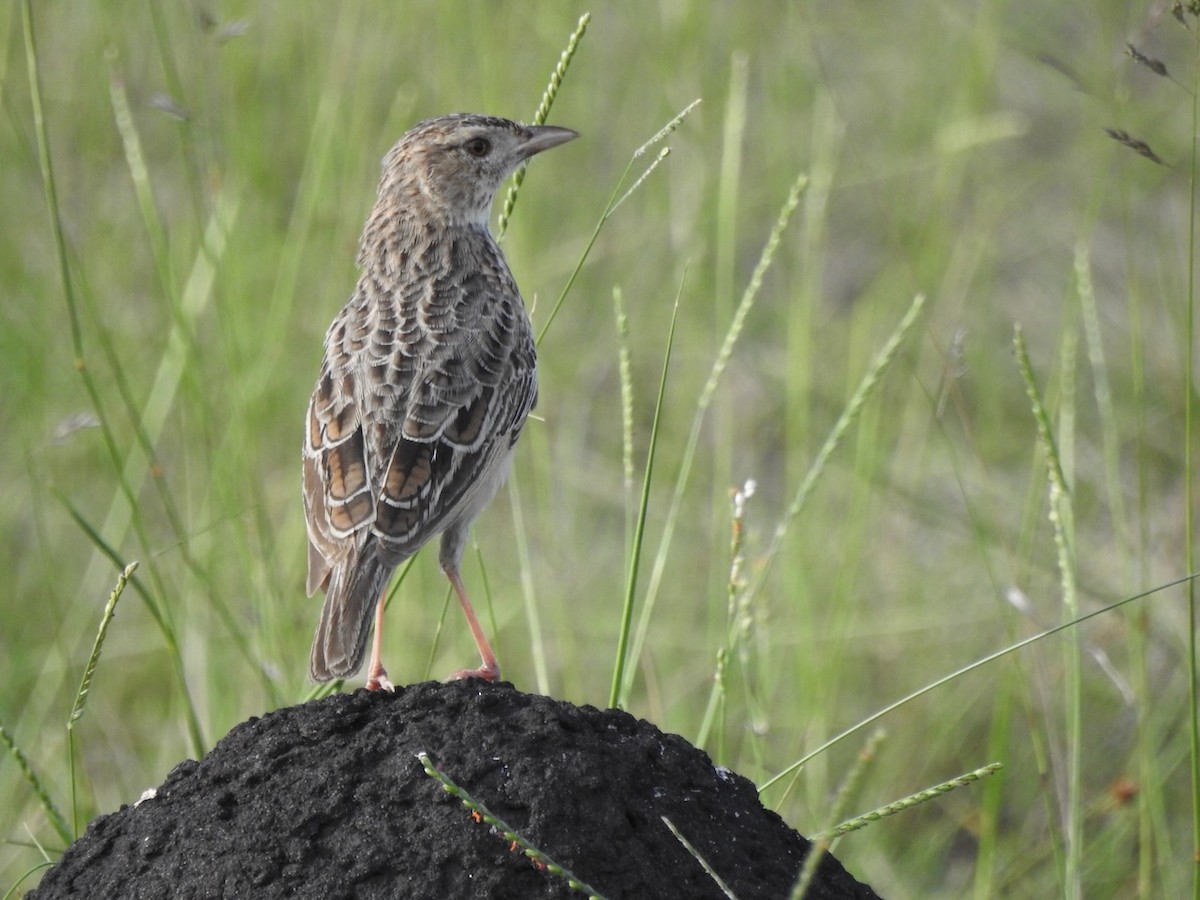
[508,468,549,694]
[609,281,683,709]
[789,729,886,900]
[66,561,137,837]
[498,12,590,238]
[695,480,756,751]
[23,0,202,761]
[709,53,748,553]
[1185,14,1200,896]
[21,0,81,353]
[105,49,265,691]
[1,862,56,900]
[1014,323,1082,897]
[742,292,926,616]
[418,752,609,899]
[759,573,1199,797]
[661,816,738,900]
[613,286,636,553]
[1075,243,1128,541]
[536,101,700,349]
[106,45,177,311]
[625,169,809,700]
[145,2,206,220]
[54,492,206,757]
[820,762,1004,840]
[0,721,71,845]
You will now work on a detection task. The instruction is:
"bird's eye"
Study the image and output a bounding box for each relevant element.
[463,137,492,158]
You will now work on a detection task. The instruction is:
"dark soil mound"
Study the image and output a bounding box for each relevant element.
[29,681,880,899]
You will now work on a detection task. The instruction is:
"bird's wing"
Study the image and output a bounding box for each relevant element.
[303,247,536,584]
[302,298,382,594]
[373,257,537,556]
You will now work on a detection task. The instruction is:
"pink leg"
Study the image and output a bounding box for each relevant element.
[446,567,500,682]
[364,592,394,691]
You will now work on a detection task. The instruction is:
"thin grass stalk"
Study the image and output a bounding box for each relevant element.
[695,479,755,750]
[60,54,242,707]
[824,728,886,850]
[661,817,738,900]
[1121,247,1155,896]
[920,356,1018,900]
[789,92,838,489]
[1119,145,1158,900]
[2,862,56,900]
[709,53,748,574]
[536,101,699,349]
[1075,233,1158,889]
[55,493,205,754]
[23,0,205,757]
[624,170,808,700]
[25,7,148,565]
[508,469,549,694]
[89,188,236,550]
[104,61,221,630]
[1186,14,1200,898]
[0,722,70,845]
[1014,323,1081,898]
[742,293,926,616]
[1004,389,1072,886]
[107,46,179,315]
[1075,243,1128,540]
[22,0,83,357]
[258,3,358,355]
[758,573,1198,798]
[610,147,671,214]
[75,252,198,571]
[427,583,458,682]
[721,481,757,758]
[609,288,682,709]
[789,729,886,900]
[71,194,239,730]
[539,152,654,335]
[498,12,590,238]
[417,752,609,899]
[973,687,1010,900]
[613,287,636,561]
[66,562,136,837]
[106,51,247,655]
[820,762,1004,840]
[1058,331,1083,900]
[80,179,262,691]
[145,1,206,223]
[715,53,748,328]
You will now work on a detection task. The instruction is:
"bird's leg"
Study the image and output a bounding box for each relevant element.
[445,567,500,682]
[364,592,395,692]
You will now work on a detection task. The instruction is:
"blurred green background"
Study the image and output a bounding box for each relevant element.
[2,2,1196,896]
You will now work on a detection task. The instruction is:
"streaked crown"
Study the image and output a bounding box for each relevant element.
[376,114,578,227]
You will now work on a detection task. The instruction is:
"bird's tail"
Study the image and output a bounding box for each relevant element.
[309,546,393,682]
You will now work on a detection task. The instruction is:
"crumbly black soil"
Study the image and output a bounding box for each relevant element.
[29,681,880,899]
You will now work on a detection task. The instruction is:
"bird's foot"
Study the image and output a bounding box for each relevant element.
[447,661,501,683]
[365,663,395,692]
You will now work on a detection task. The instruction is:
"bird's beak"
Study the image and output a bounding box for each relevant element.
[519,125,579,158]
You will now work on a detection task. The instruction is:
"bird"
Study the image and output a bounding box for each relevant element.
[302,113,578,690]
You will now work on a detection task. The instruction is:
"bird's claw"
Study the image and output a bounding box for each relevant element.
[366,664,395,692]
[447,662,501,683]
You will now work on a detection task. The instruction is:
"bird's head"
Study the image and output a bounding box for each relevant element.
[378,114,578,228]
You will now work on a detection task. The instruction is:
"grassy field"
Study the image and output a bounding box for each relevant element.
[2,2,1198,897]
